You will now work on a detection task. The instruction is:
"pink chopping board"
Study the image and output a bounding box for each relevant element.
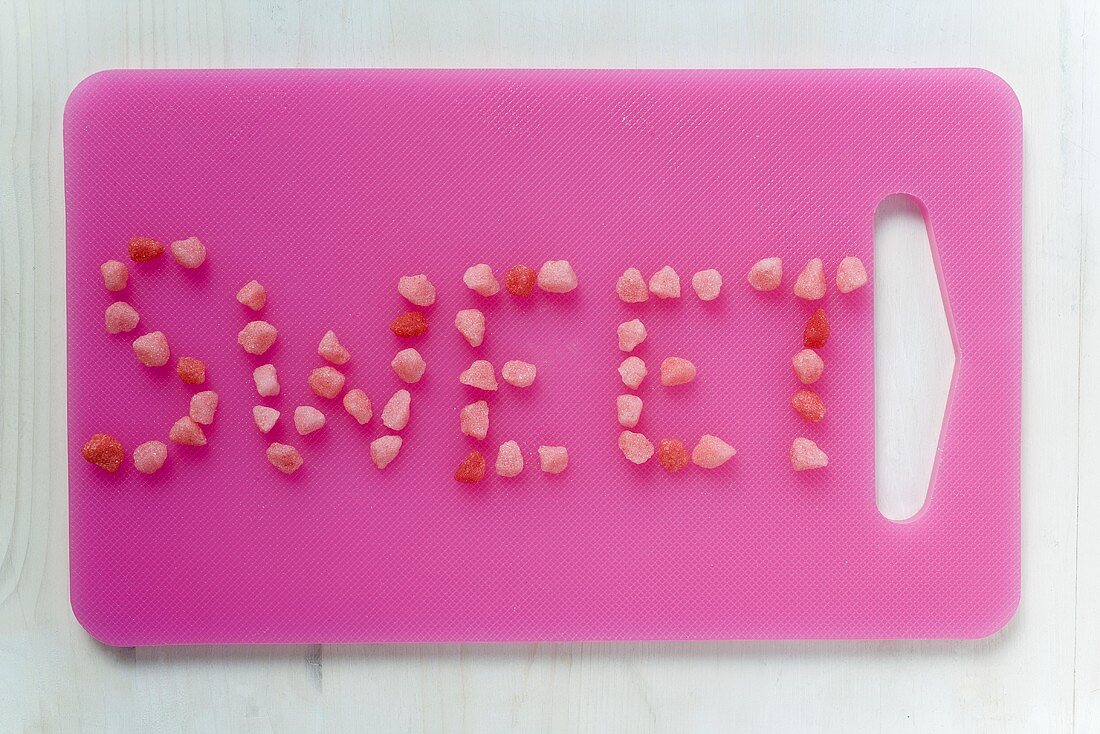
[64,69,1021,645]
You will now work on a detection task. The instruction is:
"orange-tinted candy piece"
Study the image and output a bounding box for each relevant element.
[803,308,829,349]
[657,439,689,472]
[128,236,164,262]
[390,311,429,337]
[81,433,125,472]
[791,389,826,422]
[177,356,206,385]
[505,265,537,296]
[455,450,487,483]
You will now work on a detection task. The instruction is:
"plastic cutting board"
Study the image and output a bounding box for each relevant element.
[64,69,1022,644]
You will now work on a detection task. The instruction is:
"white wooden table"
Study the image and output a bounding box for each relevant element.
[1,1,1096,731]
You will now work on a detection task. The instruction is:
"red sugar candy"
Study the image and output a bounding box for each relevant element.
[267,442,303,474]
[748,257,783,291]
[128,236,164,262]
[169,416,206,446]
[189,390,219,425]
[370,435,403,469]
[318,330,350,365]
[81,433,125,472]
[660,357,696,386]
[803,309,830,349]
[342,388,373,425]
[455,450,487,483]
[309,366,346,399]
[253,363,280,396]
[792,349,824,384]
[170,236,206,268]
[464,264,501,296]
[238,320,278,355]
[132,440,167,474]
[460,359,498,391]
[791,437,828,471]
[391,348,426,384]
[105,301,140,333]
[133,331,170,367]
[390,311,429,338]
[100,260,128,291]
[460,400,490,440]
[616,268,649,303]
[794,258,826,300]
[791,389,825,423]
[236,280,267,311]
[657,439,689,472]
[177,356,206,385]
[504,265,537,296]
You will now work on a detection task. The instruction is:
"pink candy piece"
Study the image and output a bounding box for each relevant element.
[495,440,524,477]
[267,442,303,474]
[105,301,140,333]
[502,360,536,387]
[692,434,736,469]
[463,264,501,296]
[370,435,403,469]
[691,269,723,301]
[169,416,206,446]
[616,394,643,428]
[253,405,280,434]
[132,440,167,474]
[189,390,219,425]
[538,445,569,474]
[342,388,373,425]
[537,260,578,293]
[318,330,350,365]
[616,267,649,303]
[460,359,498,391]
[238,320,278,355]
[660,357,697,386]
[381,389,411,431]
[460,400,489,440]
[618,356,647,389]
[648,265,681,299]
[170,236,206,268]
[619,430,654,464]
[100,260,128,291]
[791,437,828,470]
[792,349,824,384]
[836,256,869,293]
[309,365,347,398]
[236,280,267,311]
[391,348,426,384]
[748,257,783,291]
[253,363,281,396]
[617,318,647,352]
[794,258,827,300]
[133,331,170,367]
[294,405,326,435]
[454,309,486,348]
[398,274,436,307]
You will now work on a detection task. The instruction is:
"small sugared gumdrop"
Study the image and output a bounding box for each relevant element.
[318,330,350,365]
[133,440,167,474]
[460,359,498,391]
[460,400,489,440]
[253,405,280,434]
[169,416,206,446]
[294,405,326,435]
[455,450,487,483]
[747,257,783,291]
[133,331,170,367]
[342,388,372,425]
[381,389,411,431]
[618,356,647,389]
[648,265,681,299]
[538,445,569,474]
[793,258,826,300]
[170,236,206,268]
[618,430,654,464]
[536,260,578,293]
[128,236,164,262]
[398,274,436,307]
[691,269,723,301]
[792,349,824,384]
[81,433,125,472]
[370,435,403,469]
[657,439,689,472]
[267,442,303,474]
[100,260,128,291]
[253,364,280,396]
[189,390,219,425]
[390,311,429,338]
[105,301,140,333]
[791,437,828,471]
[177,356,206,385]
[791,389,825,423]
[495,440,524,477]
[803,308,829,349]
[463,264,501,296]
[616,394,643,428]
[504,265,536,296]
[454,309,486,347]
[236,280,267,311]
[660,357,696,386]
[616,267,649,303]
[238,320,277,355]
[309,366,346,398]
[618,319,647,352]
[501,360,536,388]
[391,348,426,384]
[836,256,869,293]
[692,434,736,469]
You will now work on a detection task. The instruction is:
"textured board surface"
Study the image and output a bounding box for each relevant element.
[64,68,1021,644]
